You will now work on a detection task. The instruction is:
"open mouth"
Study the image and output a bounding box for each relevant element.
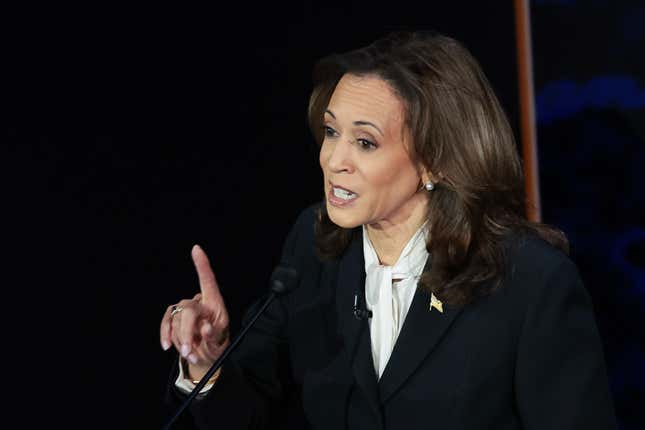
[332,187,357,200]
[329,182,359,206]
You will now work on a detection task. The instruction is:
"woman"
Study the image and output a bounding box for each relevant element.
[160,31,617,429]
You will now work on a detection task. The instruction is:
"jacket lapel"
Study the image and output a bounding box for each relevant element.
[378,257,463,403]
[334,228,463,412]
[335,227,382,420]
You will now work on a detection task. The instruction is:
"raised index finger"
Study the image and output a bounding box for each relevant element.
[191,244,223,306]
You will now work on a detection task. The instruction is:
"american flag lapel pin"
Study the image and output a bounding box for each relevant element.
[430,293,443,313]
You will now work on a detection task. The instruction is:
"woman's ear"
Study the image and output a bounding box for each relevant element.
[423,167,446,183]
[420,169,438,185]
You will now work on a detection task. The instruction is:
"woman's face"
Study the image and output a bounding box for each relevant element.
[320,73,428,229]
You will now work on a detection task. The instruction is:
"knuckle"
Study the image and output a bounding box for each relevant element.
[178,298,194,307]
[179,321,199,339]
[214,318,229,331]
[182,309,199,324]
[210,322,223,334]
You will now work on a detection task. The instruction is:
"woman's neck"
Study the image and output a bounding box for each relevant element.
[365,194,429,266]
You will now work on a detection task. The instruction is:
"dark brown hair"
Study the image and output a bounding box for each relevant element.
[308,31,568,307]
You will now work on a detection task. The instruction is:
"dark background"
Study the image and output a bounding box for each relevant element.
[532,1,645,428]
[5,1,642,428]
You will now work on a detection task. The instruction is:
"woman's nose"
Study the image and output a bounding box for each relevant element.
[326,139,355,173]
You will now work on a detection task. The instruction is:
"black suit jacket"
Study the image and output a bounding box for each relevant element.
[165,203,617,429]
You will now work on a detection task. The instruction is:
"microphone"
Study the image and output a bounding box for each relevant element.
[163,262,299,429]
[269,264,299,295]
[353,292,372,320]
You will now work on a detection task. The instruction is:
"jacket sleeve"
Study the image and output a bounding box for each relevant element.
[164,206,313,429]
[514,257,618,429]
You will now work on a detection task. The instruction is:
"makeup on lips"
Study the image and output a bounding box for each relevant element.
[328,182,359,207]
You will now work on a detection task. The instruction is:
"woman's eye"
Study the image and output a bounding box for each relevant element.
[321,125,377,151]
[357,139,377,151]
[322,125,337,137]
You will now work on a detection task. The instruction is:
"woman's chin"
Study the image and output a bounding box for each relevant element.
[327,203,363,229]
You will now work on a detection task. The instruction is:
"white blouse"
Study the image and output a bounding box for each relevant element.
[363,222,429,379]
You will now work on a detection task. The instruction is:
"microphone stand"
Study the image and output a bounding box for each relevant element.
[163,265,297,429]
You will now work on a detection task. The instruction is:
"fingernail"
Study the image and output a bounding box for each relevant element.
[181,344,190,357]
[187,354,198,364]
[161,340,171,351]
[204,324,212,334]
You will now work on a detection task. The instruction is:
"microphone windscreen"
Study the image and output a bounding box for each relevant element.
[269,263,299,295]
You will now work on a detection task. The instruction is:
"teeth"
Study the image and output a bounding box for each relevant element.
[333,187,357,200]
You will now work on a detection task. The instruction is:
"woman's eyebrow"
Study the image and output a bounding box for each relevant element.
[325,109,384,137]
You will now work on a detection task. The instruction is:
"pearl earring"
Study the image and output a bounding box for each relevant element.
[424,181,435,191]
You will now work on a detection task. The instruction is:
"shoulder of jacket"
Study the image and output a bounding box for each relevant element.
[281,201,323,263]
[503,232,580,298]
[506,233,569,269]
[294,201,322,230]
[289,201,322,243]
